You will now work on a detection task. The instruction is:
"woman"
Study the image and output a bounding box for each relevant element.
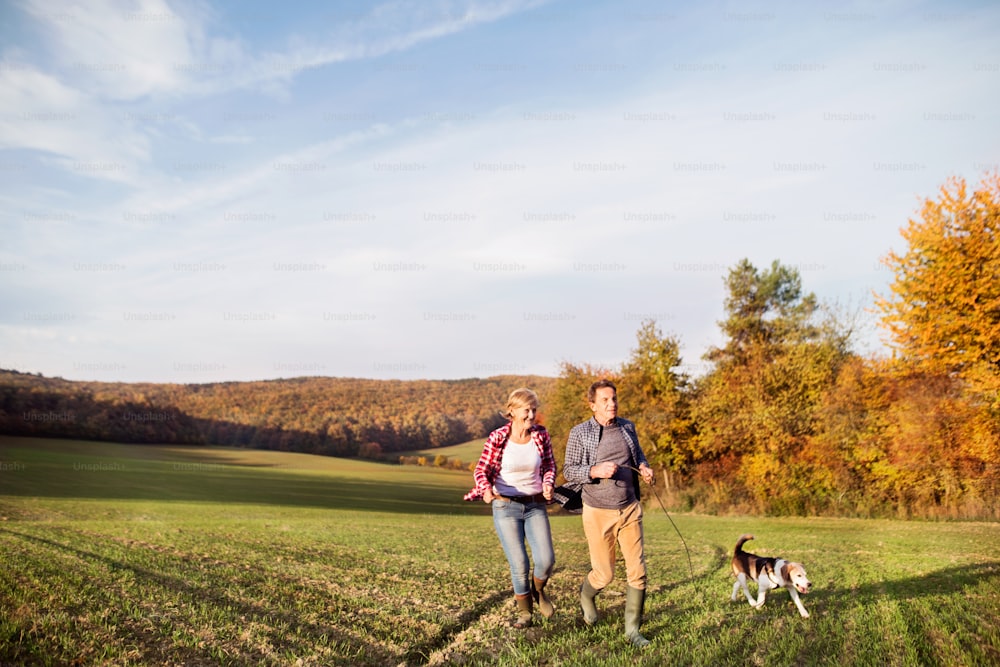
[464,387,556,628]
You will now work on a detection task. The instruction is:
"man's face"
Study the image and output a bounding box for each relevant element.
[589,386,618,425]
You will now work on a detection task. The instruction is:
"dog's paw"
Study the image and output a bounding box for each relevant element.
[799,610,810,618]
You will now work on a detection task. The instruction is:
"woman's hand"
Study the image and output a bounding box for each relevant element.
[542,484,553,501]
[482,488,494,503]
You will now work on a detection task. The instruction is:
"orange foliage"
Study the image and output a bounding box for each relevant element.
[876,173,1000,399]
[0,369,556,456]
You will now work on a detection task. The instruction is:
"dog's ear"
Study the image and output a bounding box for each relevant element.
[780,562,790,582]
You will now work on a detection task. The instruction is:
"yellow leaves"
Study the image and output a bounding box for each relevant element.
[876,173,1000,391]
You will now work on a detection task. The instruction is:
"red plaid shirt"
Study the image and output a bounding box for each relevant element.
[463,423,556,501]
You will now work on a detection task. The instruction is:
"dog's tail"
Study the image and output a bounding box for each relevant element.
[734,533,754,555]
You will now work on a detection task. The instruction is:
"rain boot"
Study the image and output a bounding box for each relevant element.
[580,578,600,625]
[625,586,651,647]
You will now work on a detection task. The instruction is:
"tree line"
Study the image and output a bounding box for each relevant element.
[0,372,555,457]
[543,174,999,520]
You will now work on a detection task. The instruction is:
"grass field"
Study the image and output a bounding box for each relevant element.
[1,435,998,666]
[396,438,485,465]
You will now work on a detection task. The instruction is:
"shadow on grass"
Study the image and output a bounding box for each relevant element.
[831,560,1000,604]
[402,588,511,665]
[2,527,407,666]
[721,560,1000,620]
[642,559,1000,662]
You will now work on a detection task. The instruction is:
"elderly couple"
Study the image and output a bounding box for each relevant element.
[464,380,656,648]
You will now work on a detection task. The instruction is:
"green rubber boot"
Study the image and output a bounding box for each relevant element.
[580,578,600,625]
[625,586,650,648]
[625,586,651,647]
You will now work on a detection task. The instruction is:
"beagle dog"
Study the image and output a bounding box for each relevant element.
[730,534,812,618]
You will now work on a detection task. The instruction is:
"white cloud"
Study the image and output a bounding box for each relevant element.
[20,0,194,100]
[0,64,150,183]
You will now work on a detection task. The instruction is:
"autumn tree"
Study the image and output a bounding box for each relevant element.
[546,323,690,486]
[618,320,692,479]
[0,370,554,454]
[710,258,820,365]
[690,259,850,513]
[694,260,824,456]
[876,173,1000,400]
[872,174,1000,513]
[546,362,616,478]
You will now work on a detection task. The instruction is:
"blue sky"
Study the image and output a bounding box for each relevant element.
[1,0,998,384]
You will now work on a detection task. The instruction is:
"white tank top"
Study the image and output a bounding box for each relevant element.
[493,439,542,496]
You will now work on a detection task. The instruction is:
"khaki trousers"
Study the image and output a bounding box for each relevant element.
[582,501,647,590]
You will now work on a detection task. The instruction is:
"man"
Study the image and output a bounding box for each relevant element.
[562,379,655,648]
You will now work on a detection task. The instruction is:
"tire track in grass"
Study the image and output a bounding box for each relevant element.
[413,589,516,666]
[1,527,402,666]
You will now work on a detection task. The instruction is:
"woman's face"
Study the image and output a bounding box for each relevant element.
[510,404,537,427]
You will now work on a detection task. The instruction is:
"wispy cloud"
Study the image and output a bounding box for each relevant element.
[20,0,194,100]
[20,0,551,99]
[4,0,551,190]
[208,0,553,94]
[0,64,150,183]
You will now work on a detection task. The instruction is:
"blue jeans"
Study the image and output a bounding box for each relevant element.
[492,499,555,595]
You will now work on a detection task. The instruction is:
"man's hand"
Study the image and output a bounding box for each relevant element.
[590,461,618,479]
[542,484,553,501]
[639,463,654,485]
[483,488,494,503]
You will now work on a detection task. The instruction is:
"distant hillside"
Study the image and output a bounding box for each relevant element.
[0,369,557,457]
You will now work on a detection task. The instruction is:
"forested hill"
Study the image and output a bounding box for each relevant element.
[0,369,557,456]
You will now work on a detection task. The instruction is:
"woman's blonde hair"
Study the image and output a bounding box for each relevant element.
[502,387,539,419]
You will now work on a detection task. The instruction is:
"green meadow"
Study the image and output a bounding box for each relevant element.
[1,435,998,666]
[397,438,485,465]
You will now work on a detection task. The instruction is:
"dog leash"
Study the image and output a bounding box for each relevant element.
[625,465,695,578]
